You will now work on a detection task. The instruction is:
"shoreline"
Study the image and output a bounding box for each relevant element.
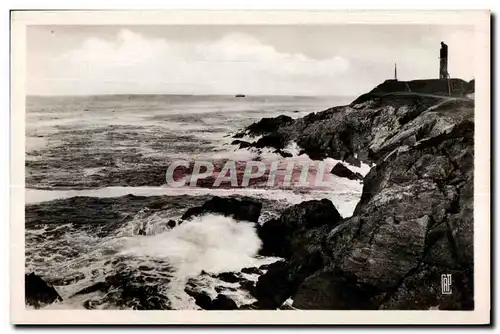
[25,79,475,311]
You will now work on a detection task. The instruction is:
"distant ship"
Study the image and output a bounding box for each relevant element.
[235,94,246,98]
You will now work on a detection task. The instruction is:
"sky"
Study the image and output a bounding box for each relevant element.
[26,25,475,96]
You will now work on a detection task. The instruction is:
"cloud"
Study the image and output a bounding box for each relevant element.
[28,29,350,96]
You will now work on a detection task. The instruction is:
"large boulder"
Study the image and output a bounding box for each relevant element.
[25,273,62,308]
[258,199,342,258]
[181,196,262,223]
[253,261,290,308]
[254,250,326,309]
[330,162,363,181]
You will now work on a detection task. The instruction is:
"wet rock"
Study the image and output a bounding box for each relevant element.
[254,261,291,308]
[214,286,237,293]
[245,115,294,136]
[99,271,171,310]
[231,139,252,149]
[330,162,363,181]
[239,280,256,296]
[216,272,241,283]
[185,288,213,310]
[258,199,342,258]
[25,273,63,308]
[211,294,238,310]
[181,196,262,223]
[255,249,326,309]
[258,263,271,271]
[275,149,293,158]
[279,303,296,310]
[167,220,176,229]
[241,267,263,275]
[254,133,287,150]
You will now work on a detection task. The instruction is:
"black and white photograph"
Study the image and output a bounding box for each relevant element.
[10,10,491,325]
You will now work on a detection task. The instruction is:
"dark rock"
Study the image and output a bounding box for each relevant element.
[293,269,377,310]
[83,299,97,309]
[181,196,262,223]
[275,149,293,158]
[216,272,241,283]
[214,286,237,293]
[254,261,290,308]
[211,294,238,310]
[167,220,176,229]
[246,115,293,136]
[466,79,475,95]
[279,303,296,310]
[254,133,287,150]
[345,155,361,167]
[25,273,63,308]
[232,131,245,139]
[330,162,363,181]
[258,199,342,258]
[352,79,470,105]
[239,280,256,296]
[258,263,271,271]
[231,139,252,149]
[99,271,171,310]
[241,267,263,275]
[185,288,213,310]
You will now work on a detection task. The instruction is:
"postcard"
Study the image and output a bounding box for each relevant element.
[10,10,491,325]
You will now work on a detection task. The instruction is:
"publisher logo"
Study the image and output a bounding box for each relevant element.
[441,274,452,295]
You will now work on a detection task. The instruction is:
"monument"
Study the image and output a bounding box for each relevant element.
[439,41,448,79]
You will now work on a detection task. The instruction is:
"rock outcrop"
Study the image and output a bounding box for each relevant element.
[258,199,342,258]
[235,115,293,137]
[25,273,63,308]
[181,196,262,223]
[330,162,363,181]
[240,80,474,310]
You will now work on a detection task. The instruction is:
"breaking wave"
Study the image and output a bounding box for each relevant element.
[120,214,263,277]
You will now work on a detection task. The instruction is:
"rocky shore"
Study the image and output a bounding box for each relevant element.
[26,79,474,310]
[229,79,475,310]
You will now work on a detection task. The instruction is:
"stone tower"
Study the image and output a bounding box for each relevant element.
[439,41,448,79]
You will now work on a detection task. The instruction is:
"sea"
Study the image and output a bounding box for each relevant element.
[25,94,370,310]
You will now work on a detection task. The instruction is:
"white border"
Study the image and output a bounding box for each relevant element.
[10,10,491,325]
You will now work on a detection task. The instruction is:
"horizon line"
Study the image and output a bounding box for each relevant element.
[26,93,356,98]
